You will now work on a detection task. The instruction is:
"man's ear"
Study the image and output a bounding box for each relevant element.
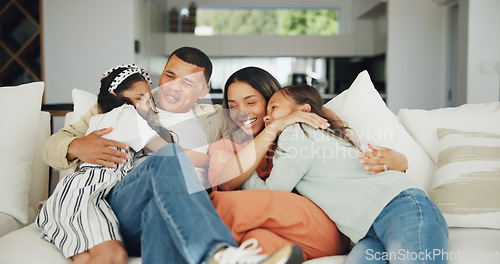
[300,104,311,112]
[110,91,117,96]
[198,84,209,99]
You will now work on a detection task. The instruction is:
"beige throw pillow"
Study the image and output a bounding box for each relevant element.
[429,128,500,229]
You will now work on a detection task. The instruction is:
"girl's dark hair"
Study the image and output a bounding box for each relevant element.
[98,67,174,143]
[97,68,143,113]
[222,66,282,111]
[279,84,359,150]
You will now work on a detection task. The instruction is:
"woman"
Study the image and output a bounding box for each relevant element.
[208,67,409,260]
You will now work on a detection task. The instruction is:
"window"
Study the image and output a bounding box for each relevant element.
[187,8,339,36]
[208,57,328,92]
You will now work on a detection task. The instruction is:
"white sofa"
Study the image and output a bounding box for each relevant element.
[1,74,499,264]
[0,111,50,237]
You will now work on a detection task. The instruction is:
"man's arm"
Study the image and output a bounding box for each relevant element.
[43,103,128,170]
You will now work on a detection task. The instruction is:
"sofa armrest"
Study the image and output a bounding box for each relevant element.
[27,111,51,224]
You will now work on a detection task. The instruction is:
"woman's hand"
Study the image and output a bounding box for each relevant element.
[358,144,409,174]
[266,111,330,135]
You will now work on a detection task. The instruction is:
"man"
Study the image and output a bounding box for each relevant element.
[43,47,303,264]
[44,47,233,171]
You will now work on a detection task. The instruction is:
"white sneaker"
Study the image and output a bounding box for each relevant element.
[212,238,303,264]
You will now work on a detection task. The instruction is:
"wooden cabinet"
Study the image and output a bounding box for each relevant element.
[0,0,43,88]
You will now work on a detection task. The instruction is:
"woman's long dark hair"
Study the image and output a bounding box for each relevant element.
[98,67,174,143]
[223,66,282,111]
[279,84,359,150]
[222,66,282,169]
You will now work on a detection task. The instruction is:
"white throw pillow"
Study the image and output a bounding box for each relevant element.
[398,102,500,164]
[71,88,97,122]
[429,128,500,229]
[0,82,44,223]
[324,71,435,191]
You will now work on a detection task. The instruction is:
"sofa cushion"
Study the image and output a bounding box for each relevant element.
[303,255,346,264]
[446,227,500,264]
[72,88,97,122]
[0,82,44,224]
[0,212,23,237]
[323,71,435,191]
[398,102,500,164]
[0,223,142,264]
[429,128,500,229]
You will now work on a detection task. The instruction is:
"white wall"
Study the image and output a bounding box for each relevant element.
[43,0,136,104]
[386,0,446,112]
[463,0,500,103]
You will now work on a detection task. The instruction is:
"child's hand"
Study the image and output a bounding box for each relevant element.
[358,144,409,174]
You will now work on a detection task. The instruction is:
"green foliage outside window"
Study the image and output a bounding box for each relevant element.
[196,9,339,36]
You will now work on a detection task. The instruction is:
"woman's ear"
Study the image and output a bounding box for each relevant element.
[299,104,311,113]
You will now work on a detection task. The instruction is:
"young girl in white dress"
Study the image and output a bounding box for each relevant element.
[36,64,169,264]
[242,84,449,264]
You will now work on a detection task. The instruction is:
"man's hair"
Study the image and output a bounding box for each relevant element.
[169,46,212,84]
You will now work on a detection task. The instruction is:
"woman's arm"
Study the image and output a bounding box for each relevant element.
[215,111,329,191]
[322,106,342,123]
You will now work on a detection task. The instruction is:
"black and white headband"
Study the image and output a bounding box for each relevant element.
[103,64,153,92]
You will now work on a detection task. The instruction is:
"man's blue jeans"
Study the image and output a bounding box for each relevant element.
[345,188,449,264]
[106,144,238,264]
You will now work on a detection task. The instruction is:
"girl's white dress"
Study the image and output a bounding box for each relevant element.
[36,104,157,258]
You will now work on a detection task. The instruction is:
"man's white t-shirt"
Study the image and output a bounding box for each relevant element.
[157,108,210,189]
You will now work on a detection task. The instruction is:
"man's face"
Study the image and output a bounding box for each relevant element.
[157,55,209,113]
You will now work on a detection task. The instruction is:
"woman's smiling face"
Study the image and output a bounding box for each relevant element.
[227,81,267,137]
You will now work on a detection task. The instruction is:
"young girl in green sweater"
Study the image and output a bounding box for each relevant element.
[242,84,449,264]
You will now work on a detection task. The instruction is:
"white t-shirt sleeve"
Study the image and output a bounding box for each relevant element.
[87,104,158,151]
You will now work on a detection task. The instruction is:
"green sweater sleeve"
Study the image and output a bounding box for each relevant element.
[42,103,99,170]
[242,124,313,192]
